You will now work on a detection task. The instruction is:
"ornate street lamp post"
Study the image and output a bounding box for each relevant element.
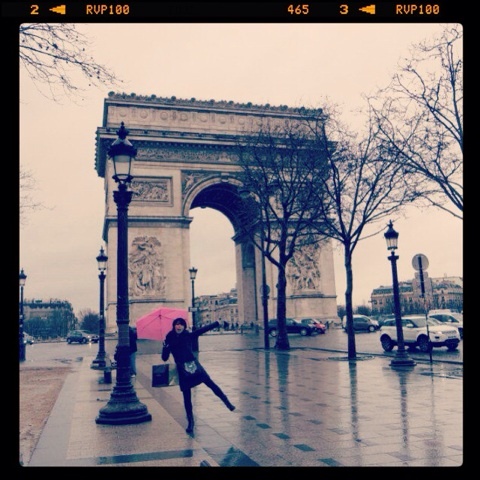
[96,123,152,425]
[19,269,27,362]
[260,229,270,349]
[92,247,108,369]
[189,267,199,353]
[384,221,416,368]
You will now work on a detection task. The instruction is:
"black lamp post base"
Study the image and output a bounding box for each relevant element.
[91,351,110,370]
[96,388,152,425]
[390,350,416,368]
[91,357,107,369]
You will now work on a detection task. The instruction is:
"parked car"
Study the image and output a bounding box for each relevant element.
[299,318,327,334]
[268,318,316,337]
[376,314,396,327]
[379,315,460,353]
[90,333,100,343]
[66,330,96,344]
[23,333,35,345]
[342,315,380,332]
[428,312,463,339]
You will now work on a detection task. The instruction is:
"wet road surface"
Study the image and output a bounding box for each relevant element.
[24,329,463,467]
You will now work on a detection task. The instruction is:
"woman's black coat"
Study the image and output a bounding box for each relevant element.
[161,321,219,391]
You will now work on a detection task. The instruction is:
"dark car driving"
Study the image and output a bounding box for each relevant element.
[268,318,316,337]
[66,330,96,344]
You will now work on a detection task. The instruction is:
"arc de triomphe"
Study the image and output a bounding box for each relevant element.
[95,93,338,332]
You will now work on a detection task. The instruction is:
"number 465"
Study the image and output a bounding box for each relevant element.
[288,4,310,15]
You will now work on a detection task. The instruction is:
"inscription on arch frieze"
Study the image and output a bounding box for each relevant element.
[110,105,290,135]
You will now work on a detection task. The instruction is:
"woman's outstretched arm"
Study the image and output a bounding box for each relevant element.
[192,321,220,338]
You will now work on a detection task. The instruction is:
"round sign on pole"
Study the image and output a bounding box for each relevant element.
[412,254,429,271]
[260,284,270,295]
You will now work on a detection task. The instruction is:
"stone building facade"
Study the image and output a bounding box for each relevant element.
[370,275,463,314]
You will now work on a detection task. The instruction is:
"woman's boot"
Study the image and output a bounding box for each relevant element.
[186,414,195,434]
[220,394,236,411]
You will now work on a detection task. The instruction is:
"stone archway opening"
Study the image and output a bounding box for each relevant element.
[187,181,259,329]
[189,207,236,316]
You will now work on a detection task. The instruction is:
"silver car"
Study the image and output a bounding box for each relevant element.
[342,315,380,332]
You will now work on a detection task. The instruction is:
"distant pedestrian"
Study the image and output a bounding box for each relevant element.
[129,326,137,376]
[161,318,235,435]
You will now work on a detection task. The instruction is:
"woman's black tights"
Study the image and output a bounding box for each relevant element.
[182,378,231,418]
[182,389,194,418]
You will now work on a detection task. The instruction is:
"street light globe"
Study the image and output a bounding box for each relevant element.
[19,268,27,286]
[108,122,137,183]
[189,267,198,281]
[384,220,399,251]
[96,246,108,272]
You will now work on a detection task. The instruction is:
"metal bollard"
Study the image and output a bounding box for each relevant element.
[104,366,112,384]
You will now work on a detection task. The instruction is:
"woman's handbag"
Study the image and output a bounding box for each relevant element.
[152,363,179,387]
[181,359,205,387]
[183,360,198,375]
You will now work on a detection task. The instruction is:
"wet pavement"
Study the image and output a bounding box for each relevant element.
[25,332,463,468]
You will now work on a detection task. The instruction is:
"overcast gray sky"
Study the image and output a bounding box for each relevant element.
[19,23,462,316]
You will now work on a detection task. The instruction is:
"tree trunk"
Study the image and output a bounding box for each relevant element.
[344,250,357,359]
[274,264,290,350]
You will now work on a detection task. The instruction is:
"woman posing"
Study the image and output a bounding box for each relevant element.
[161,318,236,434]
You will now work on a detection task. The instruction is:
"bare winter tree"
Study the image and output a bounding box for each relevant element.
[303,105,421,359]
[368,25,463,219]
[19,166,45,225]
[78,309,101,333]
[19,24,122,224]
[20,23,121,102]
[237,114,330,350]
